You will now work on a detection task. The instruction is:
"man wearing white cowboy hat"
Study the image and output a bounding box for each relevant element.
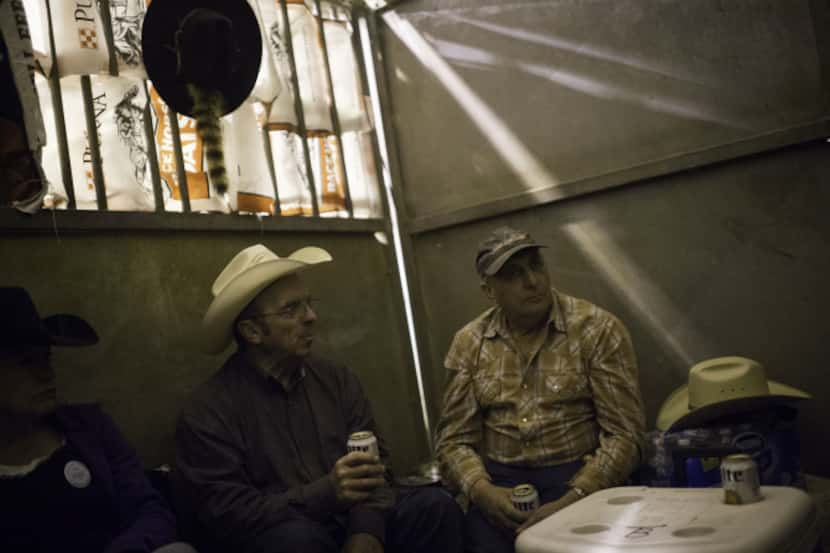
[656,356,810,432]
[173,244,463,553]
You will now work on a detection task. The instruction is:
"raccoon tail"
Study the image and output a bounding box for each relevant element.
[187,84,228,198]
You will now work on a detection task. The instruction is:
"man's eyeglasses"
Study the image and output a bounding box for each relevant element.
[251,297,319,321]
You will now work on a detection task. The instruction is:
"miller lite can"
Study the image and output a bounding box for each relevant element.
[347,431,379,458]
[511,484,540,512]
[721,454,762,504]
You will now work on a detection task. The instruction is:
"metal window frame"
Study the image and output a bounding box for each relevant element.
[0,208,384,233]
[8,0,383,231]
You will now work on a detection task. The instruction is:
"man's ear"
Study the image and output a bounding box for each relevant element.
[480,278,495,301]
[237,319,261,345]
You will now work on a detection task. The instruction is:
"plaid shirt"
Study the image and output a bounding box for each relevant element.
[435,288,645,496]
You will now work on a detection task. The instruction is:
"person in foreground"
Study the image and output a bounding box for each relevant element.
[0,286,195,553]
[173,244,464,553]
[434,226,646,553]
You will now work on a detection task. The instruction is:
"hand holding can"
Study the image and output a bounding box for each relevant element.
[333,432,385,507]
[511,484,540,513]
[347,430,379,458]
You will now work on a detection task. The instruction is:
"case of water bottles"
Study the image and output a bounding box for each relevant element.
[638,407,803,488]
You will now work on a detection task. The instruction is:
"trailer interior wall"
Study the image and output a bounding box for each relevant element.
[376,0,830,475]
[0,231,427,472]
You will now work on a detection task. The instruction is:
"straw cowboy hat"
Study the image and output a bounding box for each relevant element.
[656,356,810,432]
[202,244,332,353]
[141,0,261,117]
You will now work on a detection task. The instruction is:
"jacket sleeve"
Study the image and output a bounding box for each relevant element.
[174,398,340,544]
[93,408,178,553]
[569,313,646,494]
[434,329,490,496]
[340,365,396,545]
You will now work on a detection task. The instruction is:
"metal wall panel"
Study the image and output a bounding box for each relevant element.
[409,140,830,476]
[0,231,427,472]
[377,0,830,476]
[381,0,830,227]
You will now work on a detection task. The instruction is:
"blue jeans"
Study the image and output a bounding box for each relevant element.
[464,458,583,553]
[153,543,199,553]
[247,487,464,553]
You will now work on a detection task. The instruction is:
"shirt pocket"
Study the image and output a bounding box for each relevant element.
[472,368,501,407]
[543,373,591,402]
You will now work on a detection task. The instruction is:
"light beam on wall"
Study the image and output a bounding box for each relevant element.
[429,36,747,129]
[382,11,709,369]
[382,12,562,195]
[560,220,712,367]
[443,14,708,87]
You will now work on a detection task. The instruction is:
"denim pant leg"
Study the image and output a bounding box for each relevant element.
[244,518,340,553]
[485,458,583,505]
[151,543,200,553]
[387,487,465,553]
[464,459,584,553]
[464,503,517,553]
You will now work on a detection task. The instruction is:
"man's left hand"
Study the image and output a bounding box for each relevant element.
[342,532,384,553]
[516,489,582,534]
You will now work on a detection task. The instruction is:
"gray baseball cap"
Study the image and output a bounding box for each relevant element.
[475,226,546,276]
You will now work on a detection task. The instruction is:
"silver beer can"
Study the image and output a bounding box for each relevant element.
[721,453,762,505]
[511,484,540,512]
[347,431,379,457]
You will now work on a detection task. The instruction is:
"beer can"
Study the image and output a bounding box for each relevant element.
[347,431,379,457]
[721,453,762,504]
[511,484,540,512]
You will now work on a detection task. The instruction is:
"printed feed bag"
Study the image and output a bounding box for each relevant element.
[38,74,154,211]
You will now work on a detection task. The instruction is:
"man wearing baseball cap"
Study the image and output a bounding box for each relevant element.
[173,244,463,553]
[435,227,646,553]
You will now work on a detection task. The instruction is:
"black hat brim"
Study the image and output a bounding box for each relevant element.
[0,287,99,349]
[141,0,262,117]
[44,314,99,347]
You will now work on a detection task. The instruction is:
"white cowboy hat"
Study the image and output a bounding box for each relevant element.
[202,244,332,353]
[656,356,810,432]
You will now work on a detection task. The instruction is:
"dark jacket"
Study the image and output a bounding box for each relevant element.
[56,404,179,553]
[1,404,178,552]
[173,353,395,550]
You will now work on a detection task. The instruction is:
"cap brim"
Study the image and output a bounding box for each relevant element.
[657,382,811,432]
[201,247,332,353]
[483,244,546,276]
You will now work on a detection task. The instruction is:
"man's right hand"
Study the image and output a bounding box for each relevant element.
[331,451,387,507]
[469,479,529,531]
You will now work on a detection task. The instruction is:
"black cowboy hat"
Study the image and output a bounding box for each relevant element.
[0,287,98,348]
[141,0,262,117]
